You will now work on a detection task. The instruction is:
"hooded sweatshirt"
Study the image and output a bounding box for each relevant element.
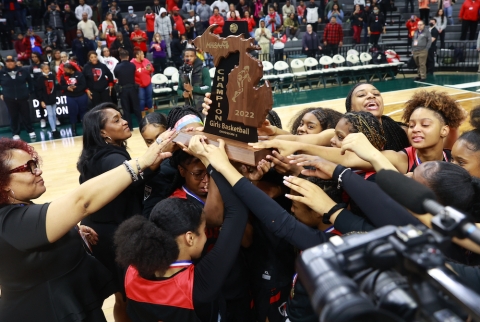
[83,61,114,92]
[130,57,153,88]
[154,8,172,35]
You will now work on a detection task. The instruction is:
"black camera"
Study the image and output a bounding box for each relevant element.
[297,225,480,322]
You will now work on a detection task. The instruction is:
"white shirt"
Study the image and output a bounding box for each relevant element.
[187,15,200,31]
[77,19,99,40]
[75,4,93,21]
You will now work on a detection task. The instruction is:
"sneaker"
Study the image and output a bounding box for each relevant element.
[52,130,61,139]
[12,135,20,140]
[287,38,291,42]
[56,117,61,126]
[414,76,421,81]
[292,37,298,41]
[40,119,46,128]
[29,132,36,139]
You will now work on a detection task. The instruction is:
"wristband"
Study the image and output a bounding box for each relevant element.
[135,158,144,180]
[323,203,346,225]
[123,160,138,182]
[337,167,351,189]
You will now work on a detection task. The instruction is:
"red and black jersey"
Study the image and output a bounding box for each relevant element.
[125,265,201,322]
[60,71,87,97]
[35,73,57,105]
[402,146,451,173]
[82,61,114,92]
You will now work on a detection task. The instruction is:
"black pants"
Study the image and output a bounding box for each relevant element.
[461,20,478,40]
[0,30,13,50]
[274,48,284,62]
[153,57,167,74]
[419,8,430,23]
[438,29,445,48]
[405,0,414,12]
[4,98,34,135]
[91,89,111,108]
[119,86,141,130]
[427,46,436,74]
[324,44,338,57]
[370,34,381,47]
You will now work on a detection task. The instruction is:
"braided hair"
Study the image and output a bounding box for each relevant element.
[342,111,386,150]
[289,107,343,134]
[267,109,283,129]
[166,105,204,130]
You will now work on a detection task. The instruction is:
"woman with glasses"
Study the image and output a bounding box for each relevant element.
[0,122,174,321]
[77,102,175,322]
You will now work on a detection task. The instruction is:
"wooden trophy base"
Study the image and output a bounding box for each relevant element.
[174,131,271,166]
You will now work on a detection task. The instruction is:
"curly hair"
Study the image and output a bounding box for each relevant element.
[289,107,343,134]
[402,90,466,128]
[342,111,386,150]
[164,150,201,198]
[458,105,480,153]
[0,139,40,205]
[166,105,204,129]
[114,198,204,278]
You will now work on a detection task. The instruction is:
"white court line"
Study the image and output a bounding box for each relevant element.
[444,81,480,89]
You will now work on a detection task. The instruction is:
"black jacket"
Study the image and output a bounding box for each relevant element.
[0,66,33,100]
[170,30,185,58]
[109,38,134,61]
[83,61,114,92]
[60,71,87,97]
[113,60,136,86]
[71,38,95,67]
[35,72,57,105]
[301,32,319,54]
[63,10,79,31]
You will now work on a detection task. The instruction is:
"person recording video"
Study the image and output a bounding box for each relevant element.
[177,48,211,110]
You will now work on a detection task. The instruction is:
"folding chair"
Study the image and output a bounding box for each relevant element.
[304,57,323,88]
[319,56,339,87]
[290,58,310,90]
[152,74,173,108]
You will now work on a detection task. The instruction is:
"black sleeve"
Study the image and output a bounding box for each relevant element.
[59,75,68,91]
[333,165,421,227]
[334,209,376,233]
[446,262,480,295]
[75,72,87,93]
[100,154,148,189]
[193,166,248,303]
[232,176,329,250]
[35,77,45,102]
[0,204,50,251]
[104,63,114,83]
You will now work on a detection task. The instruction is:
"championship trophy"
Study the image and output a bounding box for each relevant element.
[174,21,273,166]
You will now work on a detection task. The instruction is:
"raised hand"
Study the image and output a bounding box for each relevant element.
[283,176,337,215]
[340,132,380,161]
[138,129,176,169]
[202,92,211,116]
[267,150,302,176]
[238,159,271,181]
[183,135,230,170]
[288,154,337,179]
[248,139,298,156]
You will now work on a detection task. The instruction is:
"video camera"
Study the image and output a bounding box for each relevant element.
[297,170,480,322]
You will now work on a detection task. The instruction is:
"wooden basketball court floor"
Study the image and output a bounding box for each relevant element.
[17,82,480,321]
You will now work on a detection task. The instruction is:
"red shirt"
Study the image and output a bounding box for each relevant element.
[459,0,480,21]
[243,17,256,32]
[297,5,305,17]
[209,14,225,34]
[166,0,176,11]
[130,30,148,52]
[144,13,156,32]
[106,34,116,48]
[172,14,186,35]
[131,58,153,88]
[405,18,420,38]
[323,23,343,45]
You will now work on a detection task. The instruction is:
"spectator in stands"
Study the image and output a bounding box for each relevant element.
[121,18,132,36]
[228,3,240,18]
[72,30,95,66]
[183,0,197,14]
[255,19,272,61]
[297,0,306,24]
[56,51,82,84]
[49,49,62,78]
[36,64,60,137]
[63,5,78,48]
[83,51,114,106]
[266,6,281,32]
[186,9,201,38]
[367,6,385,48]
[92,0,102,25]
[324,0,342,18]
[150,33,167,73]
[131,24,148,55]
[60,63,88,135]
[101,12,117,39]
[143,6,156,44]
[177,48,211,108]
[96,46,119,78]
[237,0,252,19]
[0,9,13,51]
[228,11,240,20]
[327,3,344,24]
[110,31,134,60]
[78,12,99,42]
[44,25,58,49]
[352,5,364,44]
[104,29,117,49]
[362,2,371,43]
[171,6,186,36]
[109,4,123,27]
[23,28,43,57]
[323,16,342,56]
[209,7,225,35]
[153,0,162,15]
[282,0,295,19]
[15,34,30,65]
[155,8,172,58]
[273,1,282,16]
[406,14,420,52]
[443,0,454,25]
[427,17,438,75]
[211,0,229,17]
[434,8,446,48]
[170,30,185,68]
[459,0,480,40]
[302,23,321,57]
[418,0,430,23]
[284,13,300,41]
[44,3,65,49]
[405,0,414,13]
[4,0,27,34]
[75,0,92,21]
[25,0,42,31]
[354,0,366,10]
[412,20,431,80]
[244,11,257,38]
[131,48,154,116]
[272,30,286,62]
[0,56,35,140]
[43,47,54,63]
[303,0,321,32]
[197,0,212,30]
[126,6,139,31]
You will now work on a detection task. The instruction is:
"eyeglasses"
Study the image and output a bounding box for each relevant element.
[181,166,208,181]
[9,160,40,175]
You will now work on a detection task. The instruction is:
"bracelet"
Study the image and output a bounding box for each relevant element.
[123,161,138,182]
[323,203,347,225]
[135,158,144,180]
[337,168,351,189]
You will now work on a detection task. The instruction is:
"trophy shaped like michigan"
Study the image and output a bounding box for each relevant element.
[194,24,273,130]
